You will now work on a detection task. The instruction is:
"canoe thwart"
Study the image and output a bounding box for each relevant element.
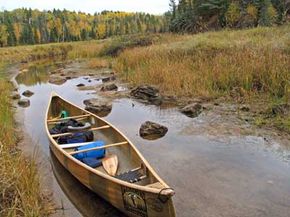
[47,114,91,123]
[52,125,110,138]
[69,141,128,155]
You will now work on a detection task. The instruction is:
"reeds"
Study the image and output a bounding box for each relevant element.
[114,25,290,100]
[0,65,50,216]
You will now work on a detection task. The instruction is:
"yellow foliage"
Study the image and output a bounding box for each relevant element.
[97,24,106,39]
[226,2,241,26]
[247,4,258,21]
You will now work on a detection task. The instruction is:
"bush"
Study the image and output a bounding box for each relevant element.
[100,34,161,57]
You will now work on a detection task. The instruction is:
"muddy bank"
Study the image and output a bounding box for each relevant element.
[12,59,290,217]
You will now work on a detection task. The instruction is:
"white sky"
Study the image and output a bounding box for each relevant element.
[0,0,170,15]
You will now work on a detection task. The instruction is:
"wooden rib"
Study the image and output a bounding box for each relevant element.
[69,141,128,155]
[47,114,91,123]
[52,125,110,138]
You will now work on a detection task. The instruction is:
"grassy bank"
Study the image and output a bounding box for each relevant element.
[112,25,290,132]
[0,64,50,216]
[114,25,289,99]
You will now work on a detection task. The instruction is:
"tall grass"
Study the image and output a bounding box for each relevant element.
[114,25,290,100]
[0,64,50,216]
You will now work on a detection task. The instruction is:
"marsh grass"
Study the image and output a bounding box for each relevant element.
[114,25,290,100]
[0,64,50,216]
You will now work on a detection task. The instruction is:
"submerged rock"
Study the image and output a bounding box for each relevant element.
[11,92,21,100]
[49,76,67,85]
[83,98,112,117]
[130,85,162,105]
[139,121,168,140]
[22,90,34,97]
[101,83,118,91]
[180,103,202,118]
[18,99,30,107]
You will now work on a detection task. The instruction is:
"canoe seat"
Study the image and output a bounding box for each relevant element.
[116,167,146,183]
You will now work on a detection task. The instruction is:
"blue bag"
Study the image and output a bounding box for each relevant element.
[73,141,105,160]
[82,158,102,168]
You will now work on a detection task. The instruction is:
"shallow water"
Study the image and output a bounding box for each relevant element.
[15,63,290,217]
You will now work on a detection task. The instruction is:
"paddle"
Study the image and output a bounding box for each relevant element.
[102,154,118,176]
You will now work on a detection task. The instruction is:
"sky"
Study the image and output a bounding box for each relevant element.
[0,0,170,15]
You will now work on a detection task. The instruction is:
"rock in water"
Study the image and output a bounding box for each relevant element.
[22,90,34,97]
[101,83,118,91]
[130,85,162,105]
[83,98,112,117]
[49,76,67,85]
[11,92,21,100]
[18,99,30,107]
[76,83,85,87]
[180,103,202,118]
[139,121,168,140]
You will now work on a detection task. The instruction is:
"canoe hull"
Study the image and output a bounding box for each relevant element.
[50,142,175,217]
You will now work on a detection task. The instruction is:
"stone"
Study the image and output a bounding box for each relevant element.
[100,83,118,91]
[18,99,30,107]
[83,99,112,117]
[271,103,289,116]
[139,121,168,140]
[102,77,111,83]
[49,76,67,85]
[11,92,21,100]
[180,103,202,118]
[240,105,250,112]
[22,90,34,97]
[76,83,85,87]
[130,85,162,105]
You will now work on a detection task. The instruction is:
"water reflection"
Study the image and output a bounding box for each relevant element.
[50,151,123,217]
[16,65,50,86]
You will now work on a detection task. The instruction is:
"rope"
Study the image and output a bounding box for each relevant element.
[158,188,174,203]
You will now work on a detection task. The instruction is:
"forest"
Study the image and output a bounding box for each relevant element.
[0,1,289,47]
[169,0,290,32]
[0,9,168,47]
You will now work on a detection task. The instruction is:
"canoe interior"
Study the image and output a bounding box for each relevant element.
[47,96,162,187]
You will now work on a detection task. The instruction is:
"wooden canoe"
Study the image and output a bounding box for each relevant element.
[45,92,176,217]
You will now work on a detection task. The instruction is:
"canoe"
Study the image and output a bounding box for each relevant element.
[45,92,176,217]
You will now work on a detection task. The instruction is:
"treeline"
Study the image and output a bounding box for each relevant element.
[168,0,290,32]
[0,9,168,47]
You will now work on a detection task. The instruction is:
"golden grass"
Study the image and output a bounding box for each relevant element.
[0,65,50,216]
[87,58,109,69]
[114,25,290,99]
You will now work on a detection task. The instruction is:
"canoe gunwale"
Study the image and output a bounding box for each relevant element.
[45,92,175,196]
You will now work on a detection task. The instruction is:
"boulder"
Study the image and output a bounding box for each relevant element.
[130,85,162,105]
[139,121,168,140]
[11,92,21,100]
[180,103,202,118]
[49,76,67,85]
[22,90,34,97]
[101,83,118,91]
[18,99,30,107]
[83,99,112,117]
